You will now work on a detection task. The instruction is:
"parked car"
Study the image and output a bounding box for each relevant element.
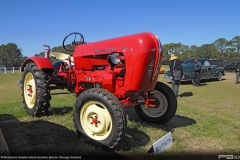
[164,58,225,81]
[224,63,236,72]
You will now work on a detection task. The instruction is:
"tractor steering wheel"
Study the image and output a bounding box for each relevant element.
[63,32,84,52]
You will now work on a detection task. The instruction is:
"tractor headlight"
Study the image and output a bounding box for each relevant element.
[108,52,120,65]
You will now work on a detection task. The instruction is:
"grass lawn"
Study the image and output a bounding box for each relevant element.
[0,68,239,159]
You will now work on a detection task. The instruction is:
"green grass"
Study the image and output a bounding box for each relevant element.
[0,69,240,159]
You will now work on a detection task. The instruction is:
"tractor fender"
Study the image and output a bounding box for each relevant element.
[21,57,54,72]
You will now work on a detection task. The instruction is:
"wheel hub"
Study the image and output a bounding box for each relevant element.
[91,116,100,125]
[27,85,33,96]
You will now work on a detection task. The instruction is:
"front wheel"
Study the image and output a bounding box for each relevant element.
[217,72,223,81]
[73,88,126,149]
[134,82,177,123]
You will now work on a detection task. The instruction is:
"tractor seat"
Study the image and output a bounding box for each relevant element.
[51,52,74,63]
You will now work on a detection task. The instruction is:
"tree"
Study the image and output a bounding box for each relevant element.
[162,43,185,60]
[188,45,199,58]
[231,36,240,58]
[0,43,23,66]
[198,43,216,59]
[214,38,228,60]
[34,51,45,57]
[162,44,171,61]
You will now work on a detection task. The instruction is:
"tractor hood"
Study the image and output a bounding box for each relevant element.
[73,32,163,91]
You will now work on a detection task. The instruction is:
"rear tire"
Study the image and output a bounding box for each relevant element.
[73,88,126,149]
[21,62,51,117]
[134,82,177,123]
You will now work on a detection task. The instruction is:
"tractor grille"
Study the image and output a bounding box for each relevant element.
[153,55,161,78]
[151,35,162,80]
[148,61,154,76]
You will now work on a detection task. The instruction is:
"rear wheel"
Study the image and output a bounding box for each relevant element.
[73,88,125,149]
[134,82,177,123]
[21,62,51,117]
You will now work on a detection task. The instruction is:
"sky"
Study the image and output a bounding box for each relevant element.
[1,0,240,57]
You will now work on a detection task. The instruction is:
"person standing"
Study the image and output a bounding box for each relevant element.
[193,58,201,86]
[169,54,183,97]
[235,59,240,84]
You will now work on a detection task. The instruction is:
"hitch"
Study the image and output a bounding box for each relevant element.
[145,98,156,108]
[137,92,157,108]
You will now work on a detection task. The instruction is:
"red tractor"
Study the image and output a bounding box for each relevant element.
[20,32,177,149]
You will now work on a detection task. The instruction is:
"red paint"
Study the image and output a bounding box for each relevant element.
[24,32,163,108]
[21,57,54,71]
[92,117,98,124]
[28,85,33,95]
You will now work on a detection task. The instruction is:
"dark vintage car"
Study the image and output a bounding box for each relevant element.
[164,58,225,81]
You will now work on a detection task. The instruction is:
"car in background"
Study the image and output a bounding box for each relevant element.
[164,58,225,82]
[224,63,236,72]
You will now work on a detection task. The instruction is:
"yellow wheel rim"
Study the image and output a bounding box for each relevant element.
[80,101,112,141]
[23,72,36,109]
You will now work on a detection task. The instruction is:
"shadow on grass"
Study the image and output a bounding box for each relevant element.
[115,127,150,151]
[0,114,129,159]
[179,92,193,97]
[46,106,152,151]
[0,114,149,158]
[125,108,196,132]
[160,114,196,131]
[167,78,226,86]
[47,106,73,116]
[50,92,71,95]
[197,78,226,86]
